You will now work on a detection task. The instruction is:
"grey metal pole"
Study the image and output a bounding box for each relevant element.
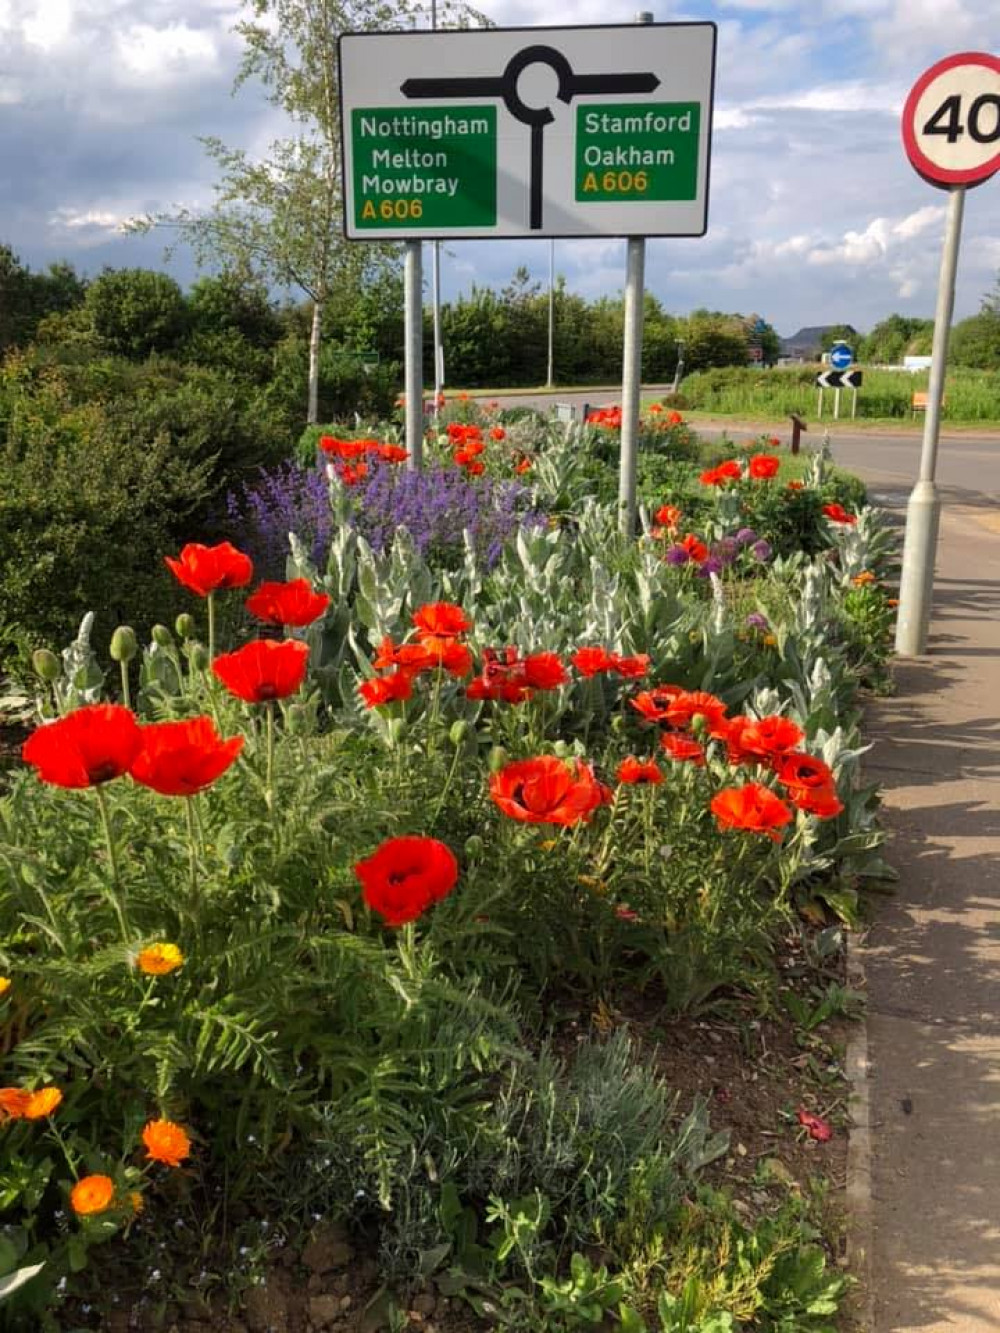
[404,240,424,469]
[546,238,555,388]
[895,185,965,656]
[618,10,654,536]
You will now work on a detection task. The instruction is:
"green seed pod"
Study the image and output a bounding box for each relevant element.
[151,624,174,649]
[487,745,508,773]
[464,834,485,860]
[188,644,210,672]
[109,626,138,664]
[449,719,471,747]
[32,649,60,682]
[552,739,570,757]
[388,717,407,744]
[175,613,197,640]
[610,714,625,735]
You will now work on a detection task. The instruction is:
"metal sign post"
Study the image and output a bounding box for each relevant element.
[404,241,423,468]
[895,51,1000,655]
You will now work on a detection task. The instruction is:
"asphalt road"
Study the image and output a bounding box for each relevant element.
[487,389,1000,508]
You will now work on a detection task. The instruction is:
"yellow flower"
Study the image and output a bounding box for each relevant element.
[763,634,778,647]
[137,943,184,976]
[71,1175,115,1216]
[852,571,876,587]
[0,977,10,998]
[130,1191,144,1215]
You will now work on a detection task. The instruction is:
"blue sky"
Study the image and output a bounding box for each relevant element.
[1,0,998,335]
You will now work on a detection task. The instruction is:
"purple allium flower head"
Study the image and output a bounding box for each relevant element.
[745,612,769,630]
[698,556,724,578]
[736,527,758,546]
[665,545,690,566]
[713,537,738,565]
[751,539,773,563]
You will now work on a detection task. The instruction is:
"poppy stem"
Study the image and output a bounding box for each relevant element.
[207,593,216,664]
[119,660,131,710]
[184,797,199,902]
[265,702,275,814]
[94,785,129,941]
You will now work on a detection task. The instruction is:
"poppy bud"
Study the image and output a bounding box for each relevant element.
[488,745,508,772]
[151,624,174,649]
[552,740,570,757]
[188,644,210,671]
[449,720,470,747]
[110,626,137,664]
[175,613,197,640]
[464,834,484,860]
[388,717,407,744]
[32,648,60,682]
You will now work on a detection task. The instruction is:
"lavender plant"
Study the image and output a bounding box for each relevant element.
[226,462,333,579]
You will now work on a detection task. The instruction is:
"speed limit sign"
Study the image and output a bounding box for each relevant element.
[902,52,1000,187]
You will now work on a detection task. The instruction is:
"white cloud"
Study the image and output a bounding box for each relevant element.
[893,205,947,242]
[115,22,220,84]
[49,206,123,231]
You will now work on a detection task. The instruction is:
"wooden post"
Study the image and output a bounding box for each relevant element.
[790,414,807,456]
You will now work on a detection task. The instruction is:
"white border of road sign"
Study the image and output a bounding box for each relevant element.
[902,51,1000,188]
[338,23,717,240]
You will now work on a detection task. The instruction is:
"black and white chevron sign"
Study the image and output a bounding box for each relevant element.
[815,369,863,389]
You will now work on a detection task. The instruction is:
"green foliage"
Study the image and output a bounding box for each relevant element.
[83,268,188,359]
[858,313,933,364]
[0,246,87,354]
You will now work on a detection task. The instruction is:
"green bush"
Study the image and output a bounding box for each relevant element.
[83,268,187,360]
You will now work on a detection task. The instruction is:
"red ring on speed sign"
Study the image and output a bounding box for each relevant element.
[902,51,1000,187]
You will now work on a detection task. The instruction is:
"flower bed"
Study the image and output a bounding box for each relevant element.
[0,413,895,1330]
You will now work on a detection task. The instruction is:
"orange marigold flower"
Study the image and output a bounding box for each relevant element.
[71,1175,115,1216]
[0,1088,33,1119]
[852,571,877,586]
[617,756,663,785]
[24,1087,63,1119]
[137,943,184,976]
[142,1118,191,1167]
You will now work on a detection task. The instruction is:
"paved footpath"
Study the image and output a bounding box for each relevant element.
[861,499,1000,1330]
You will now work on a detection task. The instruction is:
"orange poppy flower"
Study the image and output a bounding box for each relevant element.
[787,479,804,490]
[630,685,685,724]
[774,752,835,791]
[359,672,413,708]
[700,460,741,486]
[678,533,709,564]
[738,716,805,761]
[24,1087,63,1119]
[710,782,793,840]
[654,503,682,530]
[375,443,409,464]
[572,646,616,677]
[522,652,568,691]
[490,756,610,827]
[611,653,650,679]
[489,426,506,441]
[0,1088,33,1119]
[22,704,142,789]
[71,1175,115,1216]
[786,783,843,818]
[165,542,253,597]
[660,733,706,765]
[412,603,472,641]
[662,690,728,734]
[142,1118,192,1167]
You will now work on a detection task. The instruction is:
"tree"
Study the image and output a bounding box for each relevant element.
[859,314,933,365]
[819,324,859,353]
[0,246,87,353]
[130,0,482,423]
[84,269,187,359]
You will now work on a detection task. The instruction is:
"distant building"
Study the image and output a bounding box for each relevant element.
[778,326,841,362]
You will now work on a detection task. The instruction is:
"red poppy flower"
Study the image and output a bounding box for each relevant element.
[522,652,568,691]
[654,504,682,530]
[630,685,685,724]
[678,533,709,564]
[787,479,804,490]
[212,639,309,703]
[797,1107,833,1142]
[514,456,533,475]
[667,410,683,426]
[660,733,706,765]
[617,756,663,785]
[739,716,805,761]
[748,454,780,479]
[662,690,728,734]
[700,460,741,486]
[337,462,369,486]
[713,715,756,765]
[354,835,458,926]
[489,426,505,441]
[786,783,843,819]
[22,704,142,788]
[464,460,485,476]
[490,756,610,826]
[130,717,243,796]
[319,435,366,459]
[572,646,616,677]
[375,637,472,679]
[413,602,472,641]
[774,752,835,792]
[710,782,793,841]
[165,542,253,598]
[822,502,856,525]
[359,671,413,708]
[375,443,409,464]
[466,676,532,703]
[245,579,331,628]
[611,653,650,679]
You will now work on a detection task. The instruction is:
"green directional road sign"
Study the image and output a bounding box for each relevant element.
[575,102,700,202]
[351,106,497,230]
